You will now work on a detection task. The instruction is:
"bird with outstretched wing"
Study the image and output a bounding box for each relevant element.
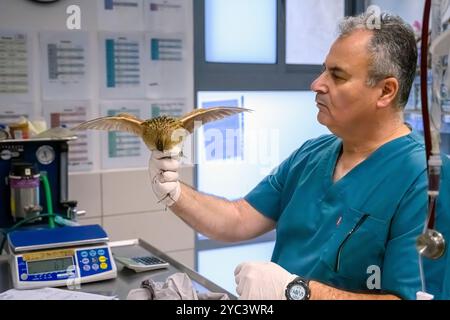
[71,107,251,152]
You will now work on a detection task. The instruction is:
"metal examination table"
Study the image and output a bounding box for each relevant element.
[0,238,236,300]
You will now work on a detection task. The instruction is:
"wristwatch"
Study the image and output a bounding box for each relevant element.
[285,276,311,300]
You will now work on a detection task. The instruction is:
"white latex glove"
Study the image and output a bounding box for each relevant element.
[148,145,182,206]
[234,261,297,300]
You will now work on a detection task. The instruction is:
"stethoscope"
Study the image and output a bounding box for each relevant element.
[416,0,446,260]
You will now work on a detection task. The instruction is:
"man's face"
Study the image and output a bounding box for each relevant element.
[310,30,382,134]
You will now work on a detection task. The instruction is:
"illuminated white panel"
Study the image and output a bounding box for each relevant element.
[205,0,277,63]
[196,91,330,200]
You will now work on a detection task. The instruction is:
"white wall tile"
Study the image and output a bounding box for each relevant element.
[102,169,163,215]
[179,165,194,186]
[166,249,195,269]
[103,211,195,252]
[102,167,194,216]
[69,172,102,218]
[77,217,102,226]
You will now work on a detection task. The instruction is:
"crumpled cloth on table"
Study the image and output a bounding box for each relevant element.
[126,272,230,300]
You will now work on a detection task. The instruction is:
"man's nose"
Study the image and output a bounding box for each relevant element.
[310,72,327,93]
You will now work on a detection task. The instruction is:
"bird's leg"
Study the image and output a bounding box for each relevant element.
[155,169,177,210]
[156,193,177,211]
[159,149,184,160]
[153,147,183,210]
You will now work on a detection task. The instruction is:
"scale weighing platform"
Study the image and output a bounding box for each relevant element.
[7,224,117,289]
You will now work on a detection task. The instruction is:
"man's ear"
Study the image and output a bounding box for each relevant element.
[376,77,399,109]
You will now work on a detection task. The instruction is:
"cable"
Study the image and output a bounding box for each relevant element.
[40,173,55,229]
[417,0,432,297]
[0,213,68,255]
[421,0,432,162]
[419,254,426,293]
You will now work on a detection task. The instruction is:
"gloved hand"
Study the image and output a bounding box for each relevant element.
[148,145,182,206]
[234,261,297,300]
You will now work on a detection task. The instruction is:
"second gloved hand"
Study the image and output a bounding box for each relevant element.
[148,145,182,206]
[234,261,297,300]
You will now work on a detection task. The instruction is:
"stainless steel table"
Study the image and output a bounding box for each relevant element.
[0,239,236,300]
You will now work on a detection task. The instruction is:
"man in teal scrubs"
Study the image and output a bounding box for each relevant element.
[149,12,437,299]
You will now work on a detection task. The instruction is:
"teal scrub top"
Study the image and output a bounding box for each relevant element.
[245,133,428,300]
[425,154,450,300]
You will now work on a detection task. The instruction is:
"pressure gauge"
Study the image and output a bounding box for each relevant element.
[36,145,55,165]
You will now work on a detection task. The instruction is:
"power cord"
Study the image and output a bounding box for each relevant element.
[0,213,69,255]
[40,173,55,229]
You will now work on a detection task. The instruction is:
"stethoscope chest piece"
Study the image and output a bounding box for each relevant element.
[416,228,446,260]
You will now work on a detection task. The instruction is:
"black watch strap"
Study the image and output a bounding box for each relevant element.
[285,276,311,300]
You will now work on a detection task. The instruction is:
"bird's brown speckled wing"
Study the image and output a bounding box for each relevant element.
[179,107,251,133]
[71,113,144,137]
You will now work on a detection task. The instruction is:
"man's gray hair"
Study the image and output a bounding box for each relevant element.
[338,12,418,109]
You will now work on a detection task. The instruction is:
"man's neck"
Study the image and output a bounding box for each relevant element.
[333,118,411,182]
[339,113,410,156]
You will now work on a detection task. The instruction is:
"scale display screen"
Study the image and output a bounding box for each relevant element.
[27,257,74,275]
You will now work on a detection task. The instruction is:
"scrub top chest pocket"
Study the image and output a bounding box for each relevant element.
[320,207,389,285]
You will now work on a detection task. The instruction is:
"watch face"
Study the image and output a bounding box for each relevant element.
[289,284,307,300]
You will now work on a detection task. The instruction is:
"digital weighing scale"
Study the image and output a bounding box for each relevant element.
[7,224,117,289]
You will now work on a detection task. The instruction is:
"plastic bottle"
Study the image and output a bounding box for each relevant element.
[9,117,30,139]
